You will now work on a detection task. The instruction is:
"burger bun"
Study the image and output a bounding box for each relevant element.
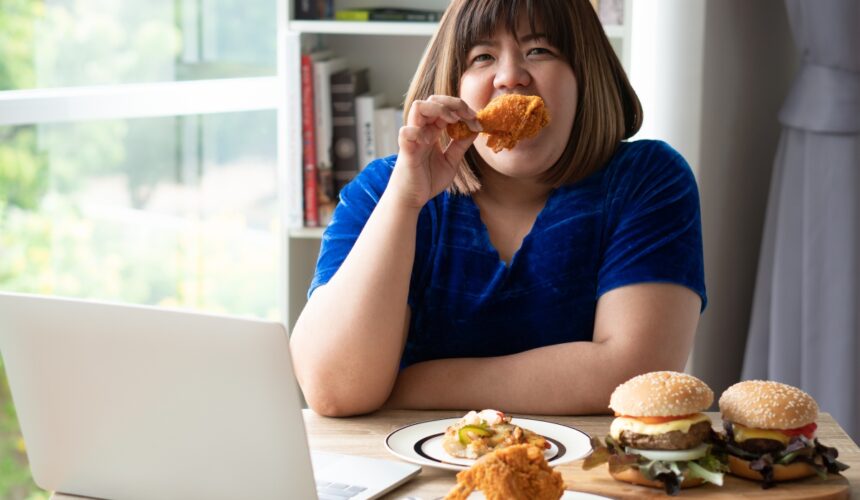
[728,455,816,482]
[610,468,705,489]
[719,380,818,430]
[610,371,714,417]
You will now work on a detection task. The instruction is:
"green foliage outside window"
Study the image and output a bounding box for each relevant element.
[1,1,47,496]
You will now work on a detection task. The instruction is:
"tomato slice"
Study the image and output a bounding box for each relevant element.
[781,422,817,439]
[615,413,697,425]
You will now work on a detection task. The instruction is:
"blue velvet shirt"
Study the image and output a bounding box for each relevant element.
[309,140,706,368]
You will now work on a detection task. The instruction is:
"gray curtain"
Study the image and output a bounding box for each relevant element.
[742,0,859,440]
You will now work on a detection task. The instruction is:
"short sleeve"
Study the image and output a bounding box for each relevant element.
[307,156,394,298]
[597,141,707,310]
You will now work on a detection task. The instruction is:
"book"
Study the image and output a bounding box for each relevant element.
[373,107,403,159]
[294,0,333,19]
[355,93,386,169]
[330,68,370,193]
[312,56,347,225]
[299,49,334,227]
[284,33,304,229]
[334,8,443,22]
[300,53,318,227]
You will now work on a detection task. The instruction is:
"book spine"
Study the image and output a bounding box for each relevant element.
[300,54,319,227]
[317,168,336,226]
[335,10,370,21]
[330,68,369,193]
[318,0,333,19]
[295,0,333,19]
[294,0,317,19]
[313,57,346,227]
[355,93,384,169]
[313,58,346,175]
[369,12,441,22]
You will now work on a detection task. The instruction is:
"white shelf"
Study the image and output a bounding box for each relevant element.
[291,19,626,39]
[288,20,438,36]
[289,226,325,239]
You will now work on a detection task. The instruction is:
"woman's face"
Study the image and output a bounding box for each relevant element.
[459,14,578,180]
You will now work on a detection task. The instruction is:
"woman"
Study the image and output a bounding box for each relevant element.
[291,0,706,417]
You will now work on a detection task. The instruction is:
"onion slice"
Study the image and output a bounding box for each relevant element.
[626,443,710,462]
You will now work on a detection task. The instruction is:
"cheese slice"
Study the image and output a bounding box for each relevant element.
[732,423,791,445]
[610,413,710,440]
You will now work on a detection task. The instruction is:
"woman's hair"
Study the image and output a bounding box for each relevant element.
[404,0,642,193]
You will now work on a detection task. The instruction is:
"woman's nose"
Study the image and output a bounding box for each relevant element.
[493,54,531,90]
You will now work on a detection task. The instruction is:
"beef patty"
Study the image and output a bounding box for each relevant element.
[619,420,713,450]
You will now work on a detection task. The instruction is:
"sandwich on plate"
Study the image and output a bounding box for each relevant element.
[583,371,727,495]
[718,380,849,488]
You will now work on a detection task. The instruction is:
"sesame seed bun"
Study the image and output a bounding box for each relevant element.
[610,468,705,489]
[609,371,714,417]
[719,380,818,430]
[727,454,816,482]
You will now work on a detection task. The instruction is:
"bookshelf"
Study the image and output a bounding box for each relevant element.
[282,0,633,331]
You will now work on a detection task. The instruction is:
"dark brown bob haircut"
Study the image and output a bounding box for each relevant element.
[403,0,642,193]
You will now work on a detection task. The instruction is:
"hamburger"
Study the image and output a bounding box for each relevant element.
[718,380,849,488]
[583,371,727,496]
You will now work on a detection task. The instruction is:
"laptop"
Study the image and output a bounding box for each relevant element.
[0,292,420,500]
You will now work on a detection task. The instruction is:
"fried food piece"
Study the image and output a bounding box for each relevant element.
[442,409,549,459]
[447,94,550,152]
[444,444,565,500]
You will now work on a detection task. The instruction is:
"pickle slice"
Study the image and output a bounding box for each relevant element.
[458,425,492,445]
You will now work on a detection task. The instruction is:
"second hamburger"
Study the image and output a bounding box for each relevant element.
[718,380,849,488]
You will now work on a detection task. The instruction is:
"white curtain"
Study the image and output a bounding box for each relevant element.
[742,0,859,440]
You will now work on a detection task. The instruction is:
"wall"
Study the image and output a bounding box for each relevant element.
[693,0,797,400]
[628,0,797,402]
[629,0,706,168]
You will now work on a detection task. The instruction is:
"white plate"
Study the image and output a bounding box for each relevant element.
[384,417,593,472]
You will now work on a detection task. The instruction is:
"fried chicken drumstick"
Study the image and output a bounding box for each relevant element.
[447,94,550,152]
[444,444,565,500]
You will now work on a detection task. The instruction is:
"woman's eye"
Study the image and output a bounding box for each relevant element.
[527,47,553,57]
[471,53,494,64]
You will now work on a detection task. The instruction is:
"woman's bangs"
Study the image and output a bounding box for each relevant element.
[453,0,572,72]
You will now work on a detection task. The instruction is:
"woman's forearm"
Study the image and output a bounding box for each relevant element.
[290,192,420,416]
[386,284,699,414]
[385,339,678,415]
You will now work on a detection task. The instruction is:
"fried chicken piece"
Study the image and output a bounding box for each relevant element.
[447,94,550,152]
[444,444,565,500]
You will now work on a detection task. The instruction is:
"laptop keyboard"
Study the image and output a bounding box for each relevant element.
[316,480,368,500]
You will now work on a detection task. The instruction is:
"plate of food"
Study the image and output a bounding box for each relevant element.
[384,409,592,472]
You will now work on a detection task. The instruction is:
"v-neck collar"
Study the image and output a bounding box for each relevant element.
[464,188,559,269]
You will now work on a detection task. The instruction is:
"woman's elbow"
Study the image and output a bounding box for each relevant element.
[302,385,387,417]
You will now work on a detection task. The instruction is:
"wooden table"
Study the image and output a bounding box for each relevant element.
[305,409,859,499]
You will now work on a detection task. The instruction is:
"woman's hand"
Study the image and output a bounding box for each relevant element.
[386,95,480,210]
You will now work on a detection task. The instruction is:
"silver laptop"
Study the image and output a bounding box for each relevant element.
[0,292,420,500]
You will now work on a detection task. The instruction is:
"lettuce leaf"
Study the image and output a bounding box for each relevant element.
[581,436,727,496]
[715,432,850,489]
[687,460,725,486]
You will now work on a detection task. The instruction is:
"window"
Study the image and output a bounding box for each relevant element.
[0,0,284,496]
[1,0,276,91]
[1,111,279,316]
